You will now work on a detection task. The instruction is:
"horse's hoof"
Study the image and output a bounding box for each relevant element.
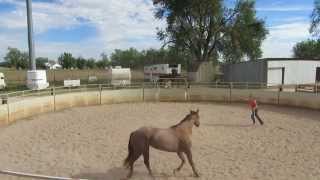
[126,174,132,179]
[193,172,200,178]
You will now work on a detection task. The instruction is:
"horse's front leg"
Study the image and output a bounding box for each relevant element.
[185,149,200,177]
[173,152,185,174]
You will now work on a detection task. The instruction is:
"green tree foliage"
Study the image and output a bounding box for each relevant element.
[109,47,189,69]
[311,0,320,38]
[4,47,29,69]
[110,48,142,68]
[142,48,190,68]
[86,58,96,69]
[96,53,110,69]
[76,57,87,69]
[36,57,49,69]
[153,0,268,67]
[293,39,320,59]
[58,52,76,69]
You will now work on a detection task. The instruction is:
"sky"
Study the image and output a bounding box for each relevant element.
[0,0,316,60]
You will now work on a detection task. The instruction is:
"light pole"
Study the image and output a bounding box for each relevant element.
[26,0,36,71]
[26,0,49,90]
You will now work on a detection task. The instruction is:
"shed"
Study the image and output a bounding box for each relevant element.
[223,58,320,85]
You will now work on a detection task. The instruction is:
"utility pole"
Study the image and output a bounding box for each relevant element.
[26,0,36,70]
[25,0,49,90]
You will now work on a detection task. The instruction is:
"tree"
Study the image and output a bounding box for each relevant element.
[110,48,142,68]
[76,57,87,69]
[4,47,29,69]
[293,39,320,59]
[96,53,110,69]
[86,58,96,69]
[36,57,49,69]
[310,0,320,38]
[141,47,190,68]
[58,52,76,69]
[153,0,268,68]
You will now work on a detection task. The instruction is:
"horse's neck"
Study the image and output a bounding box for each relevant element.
[175,121,193,135]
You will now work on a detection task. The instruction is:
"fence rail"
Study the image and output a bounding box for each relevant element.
[0,82,318,126]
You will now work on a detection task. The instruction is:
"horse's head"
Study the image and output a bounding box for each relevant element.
[190,109,200,127]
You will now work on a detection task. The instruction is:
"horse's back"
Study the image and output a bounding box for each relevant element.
[131,126,180,152]
[149,128,180,152]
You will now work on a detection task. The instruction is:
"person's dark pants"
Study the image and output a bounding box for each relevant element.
[251,109,264,125]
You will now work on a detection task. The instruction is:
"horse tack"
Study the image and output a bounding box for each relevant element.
[123,109,200,178]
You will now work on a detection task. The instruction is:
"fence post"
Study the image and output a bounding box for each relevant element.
[246,82,249,89]
[184,82,188,101]
[229,82,233,103]
[315,82,318,95]
[157,83,160,102]
[142,82,145,102]
[277,85,281,105]
[53,86,56,112]
[6,93,9,124]
[99,84,102,105]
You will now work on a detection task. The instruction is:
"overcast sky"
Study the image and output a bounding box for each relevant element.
[0,0,315,60]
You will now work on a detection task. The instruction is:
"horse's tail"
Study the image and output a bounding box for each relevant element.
[123,133,133,168]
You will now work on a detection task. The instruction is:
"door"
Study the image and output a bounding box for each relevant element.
[316,67,320,82]
[268,67,285,86]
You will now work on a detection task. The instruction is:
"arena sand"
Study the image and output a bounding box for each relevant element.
[0,102,319,180]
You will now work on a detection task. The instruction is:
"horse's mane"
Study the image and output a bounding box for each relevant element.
[170,114,192,129]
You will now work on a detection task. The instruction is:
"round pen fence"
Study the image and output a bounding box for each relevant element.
[0,82,319,125]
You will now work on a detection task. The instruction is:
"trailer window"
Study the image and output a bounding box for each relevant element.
[0,77,3,79]
[169,64,178,68]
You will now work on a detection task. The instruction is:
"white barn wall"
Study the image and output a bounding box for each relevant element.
[268,60,320,85]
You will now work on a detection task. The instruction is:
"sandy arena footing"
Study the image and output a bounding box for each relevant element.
[0,102,319,180]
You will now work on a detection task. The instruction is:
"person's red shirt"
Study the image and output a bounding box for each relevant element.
[249,99,257,109]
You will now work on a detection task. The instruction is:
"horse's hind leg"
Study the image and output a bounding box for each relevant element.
[185,149,199,177]
[143,146,153,176]
[173,152,185,174]
[127,151,142,178]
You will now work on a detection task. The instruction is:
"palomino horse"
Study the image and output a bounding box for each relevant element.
[123,109,200,178]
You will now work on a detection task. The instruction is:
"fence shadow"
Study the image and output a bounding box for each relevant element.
[72,166,190,180]
[203,123,252,128]
[261,104,320,122]
[72,167,127,180]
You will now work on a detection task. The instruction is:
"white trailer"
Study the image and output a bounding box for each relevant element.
[144,64,182,82]
[108,66,131,86]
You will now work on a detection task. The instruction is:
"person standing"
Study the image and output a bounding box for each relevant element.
[249,95,264,125]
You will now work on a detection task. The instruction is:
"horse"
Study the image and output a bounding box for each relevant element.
[123,109,200,178]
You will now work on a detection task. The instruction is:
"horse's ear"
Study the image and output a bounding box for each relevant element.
[190,110,193,114]
[196,109,199,113]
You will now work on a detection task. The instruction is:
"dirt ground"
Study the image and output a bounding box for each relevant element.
[0,102,319,180]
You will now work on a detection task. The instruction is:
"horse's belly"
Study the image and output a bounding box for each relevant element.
[150,132,179,152]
